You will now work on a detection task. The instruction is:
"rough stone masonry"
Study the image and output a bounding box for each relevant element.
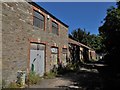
[2,1,68,86]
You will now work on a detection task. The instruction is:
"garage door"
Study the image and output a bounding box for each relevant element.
[30,43,45,76]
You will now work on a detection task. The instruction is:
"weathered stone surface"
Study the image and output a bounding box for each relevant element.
[2,2,33,85]
[0,1,2,89]
[2,2,68,85]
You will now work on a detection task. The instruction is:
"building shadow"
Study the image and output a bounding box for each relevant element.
[56,59,120,90]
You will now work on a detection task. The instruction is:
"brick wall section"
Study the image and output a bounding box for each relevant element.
[2,2,68,84]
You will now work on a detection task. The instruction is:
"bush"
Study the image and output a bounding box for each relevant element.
[28,71,41,85]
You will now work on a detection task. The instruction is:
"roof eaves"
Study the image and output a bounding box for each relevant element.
[28,2,69,28]
[68,38,94,50]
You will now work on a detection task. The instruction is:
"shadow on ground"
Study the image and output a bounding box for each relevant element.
[56,66,120,90]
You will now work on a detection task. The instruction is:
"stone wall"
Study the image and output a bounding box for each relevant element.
[2,1,68,85]
[2,2,33,85]
[0,1,2,89]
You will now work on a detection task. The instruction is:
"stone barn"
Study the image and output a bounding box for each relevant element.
[68,38,97,63]
[2,1,68,85]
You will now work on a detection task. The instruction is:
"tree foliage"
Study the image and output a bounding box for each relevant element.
[98,2,120,73]
[69,28,103,53]
[99,3,120,53]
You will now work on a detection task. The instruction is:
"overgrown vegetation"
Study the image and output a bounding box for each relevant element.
[2,80,24,88]
[28,71,41,85]
[43,64,76,78]
[7,81,20,88]
[44,71,57,79]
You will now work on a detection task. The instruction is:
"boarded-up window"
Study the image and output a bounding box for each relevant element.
[52,21,58,35]
[51,47,58,65]
[62,48,67,66]
[62,48,67,54]
[31,43,45,50]
[33,10,44,30]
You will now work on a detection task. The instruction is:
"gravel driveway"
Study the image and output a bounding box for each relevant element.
[29,68,102,90]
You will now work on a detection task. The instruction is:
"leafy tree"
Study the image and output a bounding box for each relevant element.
[69,28,86,43]
[99,2,120,55]
[98,1,120,75]
[69,28,103,52]
[88,34,103,53]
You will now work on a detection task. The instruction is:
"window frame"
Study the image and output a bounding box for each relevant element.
[51,21,59,35]
[62,48,67,54]
[33,10,45,30]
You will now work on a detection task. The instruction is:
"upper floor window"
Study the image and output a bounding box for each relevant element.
[52,21,58,35]
[62,48,67,54]
[33,10,44,30]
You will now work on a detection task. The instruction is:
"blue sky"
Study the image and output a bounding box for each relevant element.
[36,2,117,35]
